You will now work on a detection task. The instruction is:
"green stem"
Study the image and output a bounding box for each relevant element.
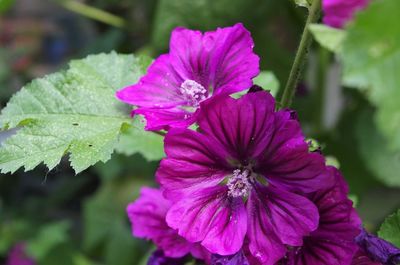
[280,0,321,109]
[57,0,126,28]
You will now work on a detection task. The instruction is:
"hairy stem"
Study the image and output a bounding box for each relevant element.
[280,0,321,109]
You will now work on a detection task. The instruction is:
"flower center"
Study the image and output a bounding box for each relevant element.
[227,169,252,198]
[180,79,207,107]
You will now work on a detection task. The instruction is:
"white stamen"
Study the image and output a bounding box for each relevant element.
[180,79,207,107]
[227,169,251,198]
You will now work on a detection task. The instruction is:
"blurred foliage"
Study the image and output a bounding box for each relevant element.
[0,0,399,263]
[341,0,400,151]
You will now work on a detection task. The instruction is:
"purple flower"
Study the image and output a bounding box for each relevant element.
[6,243,35,265]
[352,250,382,265]
[211,251,249,265]
[116,23,259,130]
[126,187,210,262]
[157,91,333,264]
[355,229,400,265]
[280,167,361,265]
[323,0,370,28]
[147,250,186,265]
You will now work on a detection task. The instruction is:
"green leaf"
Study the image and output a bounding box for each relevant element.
[253,71,280,97]
[378,209,400,247]
[0,52,159,174]
[309,24,346,52]
[356,110,400,187]
[340,0,400,150]
[116,116,164,161]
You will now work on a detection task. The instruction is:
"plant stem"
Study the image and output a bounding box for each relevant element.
[280,0,321,109]
[58,0,126,28]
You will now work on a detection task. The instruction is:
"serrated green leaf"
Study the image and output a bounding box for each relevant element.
[253,71,280,97]
[116,116,164,161]
[0,52,156,174]
[309,24,346,52]
[340,0,400,150]
[378,209,400,247]
[356,110,400,188]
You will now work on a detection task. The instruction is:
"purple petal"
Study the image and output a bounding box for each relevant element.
[116,54,186,108]
[323,0,370,28]
[211,250,250,265]
[282,168,361,265]
[126,187,192,258]
[247,189,286,265]
[6,243,35,265]
[157,128,230,200]
[169,23,259,96]
[355,229,400,265]
[147,250,186,265]
[134,108,195,131]
[166,186,247,255]
[352,249,383,265]
[258,110,334,193]
[257,185,319,246]
[197,91,276,162]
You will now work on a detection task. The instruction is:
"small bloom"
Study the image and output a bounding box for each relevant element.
[6,243,35,265]
[126,187,210,262]
[323,0,370,28]
[211,250,249,265]
[157,91,333,264]
[355,229,400,265]
[280,167,361,265]
[147,250,186,265]
[116,23,259,130]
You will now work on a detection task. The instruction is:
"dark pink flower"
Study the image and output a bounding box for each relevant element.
[157,91,333,264]
[126,187,210,262]
[116,23,259,130]
[323,0,370,28]
[6,243,35,265]
[280,167,361,265]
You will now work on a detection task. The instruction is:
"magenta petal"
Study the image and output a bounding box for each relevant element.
[169,23,259,95]
[166,186,247,255]
[259,110,334,193]
[352,250,382,265]
[116,54,186,108]
[256,184,319,246]
[197,92,276,162]
[157,128,230,200]
[247,189,286,265]
[126,187,192,258]
[134,108,195,131]
[323,0,370,28]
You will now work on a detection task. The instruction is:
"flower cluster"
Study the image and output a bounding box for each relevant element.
[118,24,399,265]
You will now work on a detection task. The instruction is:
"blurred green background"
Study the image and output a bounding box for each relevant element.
[0,0,399,264]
